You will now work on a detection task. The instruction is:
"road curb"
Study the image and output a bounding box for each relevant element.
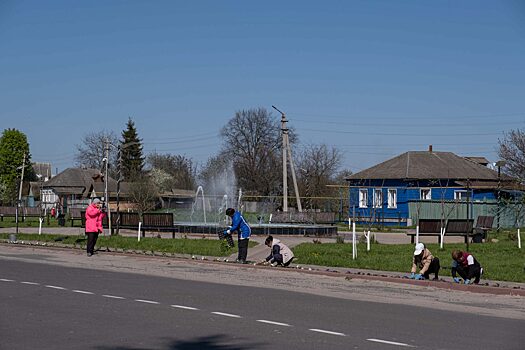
[2,240,524,297]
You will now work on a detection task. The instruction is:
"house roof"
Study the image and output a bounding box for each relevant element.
[43,168,114,197]
[158,188,196,198]
[347,151,514,181]
[464,157,490,166]
[91,181,129,197]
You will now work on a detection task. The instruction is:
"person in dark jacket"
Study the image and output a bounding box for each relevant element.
[263,235,295,267]
[451,250,483,284]
[225,208,251,264]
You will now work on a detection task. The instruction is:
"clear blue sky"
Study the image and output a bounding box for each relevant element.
[1,0,524,175]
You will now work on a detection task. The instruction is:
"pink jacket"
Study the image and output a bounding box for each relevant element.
[85,204,105,233]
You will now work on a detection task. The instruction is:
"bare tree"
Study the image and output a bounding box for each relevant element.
[334,168,353,184]
[147,153,196,190]
[75,130,118,177]
[498,128,525,180]
[296,144,342,209]
[128,177,158,215]
[220,107,291,196]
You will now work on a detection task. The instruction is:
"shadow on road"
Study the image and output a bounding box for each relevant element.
[94,334,265,350]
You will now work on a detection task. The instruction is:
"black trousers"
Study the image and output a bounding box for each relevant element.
[454,264,481,283]
[423,257,440,279]
[86,232,99,254]
[273,255,294,267]
[237,239,249,261]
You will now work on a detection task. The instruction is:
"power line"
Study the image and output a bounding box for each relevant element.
[290,112,525,121]
[300,128,502,137]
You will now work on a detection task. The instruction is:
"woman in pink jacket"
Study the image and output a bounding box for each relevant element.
[85,198,106,256]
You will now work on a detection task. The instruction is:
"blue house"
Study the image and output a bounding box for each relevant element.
[346,148,518,227]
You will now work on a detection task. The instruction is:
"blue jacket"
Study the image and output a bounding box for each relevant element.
[229,212,251,239]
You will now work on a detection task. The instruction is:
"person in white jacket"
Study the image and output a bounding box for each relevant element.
[263,235,295,267]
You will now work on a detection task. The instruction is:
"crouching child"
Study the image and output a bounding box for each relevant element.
[263,236,294,267]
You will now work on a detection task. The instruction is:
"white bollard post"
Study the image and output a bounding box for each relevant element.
[415,225,419,245]
[518,228,521,249]
[367,230,371,251]
[138,222,142,242]
[38,217,43,235]
[440,227,444,249]
[352,222,356,260]
[348,218,351,231]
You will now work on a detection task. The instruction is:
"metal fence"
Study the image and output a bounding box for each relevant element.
[408,200,523,228]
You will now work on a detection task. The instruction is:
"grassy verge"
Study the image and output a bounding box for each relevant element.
[293,239,525,283]
[0,217,60,228]
[0,233,257,257]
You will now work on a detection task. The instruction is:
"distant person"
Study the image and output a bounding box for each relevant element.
[409,243,440,280]
[451,250,483,284]
[225,208,251,264]
[262,235,295,267]
[85,198,106,257]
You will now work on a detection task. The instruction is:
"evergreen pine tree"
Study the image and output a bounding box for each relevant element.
[120,118,144,180]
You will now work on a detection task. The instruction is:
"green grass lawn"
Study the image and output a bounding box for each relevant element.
[293,240,525,283]
[0,233,257,257]
[0,216,60,228]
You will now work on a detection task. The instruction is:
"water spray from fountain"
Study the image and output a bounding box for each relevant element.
[190,185,206,223]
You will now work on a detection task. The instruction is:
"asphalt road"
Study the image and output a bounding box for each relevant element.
[1,257,524,350]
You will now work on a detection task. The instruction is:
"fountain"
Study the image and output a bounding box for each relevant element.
[174,165,336,236]
[190,185,206,223]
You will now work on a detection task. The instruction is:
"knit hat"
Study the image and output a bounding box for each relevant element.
[92,198,101,204]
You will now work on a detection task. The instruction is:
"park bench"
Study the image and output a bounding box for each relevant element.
[69,208,84,227]
[141,213,176,238]
[444,219,474,244]
[406,219,444,243]
[80,211,175,237]
[0,206,42,222]
[473,215,494,241]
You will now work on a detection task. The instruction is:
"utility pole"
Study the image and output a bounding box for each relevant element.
[495,160,506,233]
[466,178,470,251]
[272,105,302,212]
[104,140,112,234]
[14,153,26,239]
[116,145,122,235]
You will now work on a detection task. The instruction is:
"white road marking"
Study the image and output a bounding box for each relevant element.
[0,278,14,282]
[309,328,346,336]
[367,339,415,347]
[211,312,242,318]
[256,320,291,327]
[171,305,199,310]
[102,295,126,300]
[45,285,66,290]
[135,299,160,304]
[20,281,40,285]
[72,290,94,295]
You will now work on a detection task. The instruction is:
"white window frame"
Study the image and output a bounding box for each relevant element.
[373,188,383,208]
[454,190,467,200]
[388,189,397,209]
[420,188,431,200]
[359,189,368,208]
